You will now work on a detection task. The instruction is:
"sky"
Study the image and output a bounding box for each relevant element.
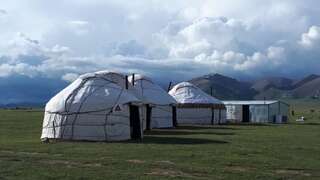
[0,0,320,103]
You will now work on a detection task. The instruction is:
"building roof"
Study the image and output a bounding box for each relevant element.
[223,100,280,105]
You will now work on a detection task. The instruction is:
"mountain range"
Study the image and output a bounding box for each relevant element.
[0,75,68,108]
[189,74,320,100]
[0,73,319,107]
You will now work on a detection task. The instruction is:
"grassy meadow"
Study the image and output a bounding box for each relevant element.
[0,99,320,179]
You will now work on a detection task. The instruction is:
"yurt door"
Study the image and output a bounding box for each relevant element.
[172,106,177,127]
[242,105,250,122]
[130,105,142,139]
[146,104,152,130]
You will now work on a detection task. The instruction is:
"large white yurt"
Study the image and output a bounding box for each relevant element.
[128,74,177,129]
[169,82,226,125]
[41,71,144,142]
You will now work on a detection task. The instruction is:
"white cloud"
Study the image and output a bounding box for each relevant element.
[0,63,38,77]
[0,9,7,17]
[67,20,90,35]
[0,0,320,83]
[62,73,79,82]
[300,26,320,48]
[156,17,260,59]
[0,64,14,77]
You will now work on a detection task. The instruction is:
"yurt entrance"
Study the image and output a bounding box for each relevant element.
[242,105,250,122]
[145,104,152,130]
[129,105,142,139]
[172,106,177,127]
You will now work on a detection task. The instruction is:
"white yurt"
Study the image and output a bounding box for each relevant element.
[169,82,226,125]
[41,71,144,142]
[128,74,177,129]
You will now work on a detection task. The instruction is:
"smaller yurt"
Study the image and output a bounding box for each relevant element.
[128,74,177,129]
[41,71,143,142]
[169,82,226,125]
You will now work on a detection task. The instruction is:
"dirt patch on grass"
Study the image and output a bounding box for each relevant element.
[145,168,194,178]
[82,162,102,167]
[154,160,175,166]
[126,159,146,164]
[41,160,102,168]
[43,160,79,167]
[1,150,47,155]
[146,165,208,179]
[18,152,49,156]
[275,169,312,177]
[0,150,62,157]
[225,165,255,172]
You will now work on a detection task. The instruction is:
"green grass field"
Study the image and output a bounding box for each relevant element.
[1,100,320,179]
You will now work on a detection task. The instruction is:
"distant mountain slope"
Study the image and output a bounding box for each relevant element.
[252,77,293,91]
[252,75,320,99]
[254,88,292,100]
[189,73,320,100]
[292,77,320,98]
[1,73,319,107]
[189,74,257,100]
[292,74,320,88]
[0,75,68,106]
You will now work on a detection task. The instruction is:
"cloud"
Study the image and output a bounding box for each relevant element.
[0,63,37,78]
[67,20,91,35]
[61,73,79,82]
[0,0,320,103]
[110,40,146,57]
[156,17,253,58]
[0,21,319,81]
[0,9,7,15]
[299,26,320,48]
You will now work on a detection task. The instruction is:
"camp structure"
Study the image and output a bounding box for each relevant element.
[41,71,144,142]
[128,74,177,129]
[223,100,290,124]
[168,82,226,125]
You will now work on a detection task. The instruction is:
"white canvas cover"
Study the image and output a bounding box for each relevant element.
[150,105,175,128]
[91,71,149,130]
[169,82,223,104]
[128,74,177,128]
[174,107,226,125]
[41,71,143,141]
[169,82,226,125]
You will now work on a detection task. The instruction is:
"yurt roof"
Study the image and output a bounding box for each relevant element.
[128,74,176,105]
[169,82,223,105]
[79,71,127,86]
[45,71,141,113]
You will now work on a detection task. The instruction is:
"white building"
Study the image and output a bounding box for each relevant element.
[223,100,290,123]
[169,82,226,125]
